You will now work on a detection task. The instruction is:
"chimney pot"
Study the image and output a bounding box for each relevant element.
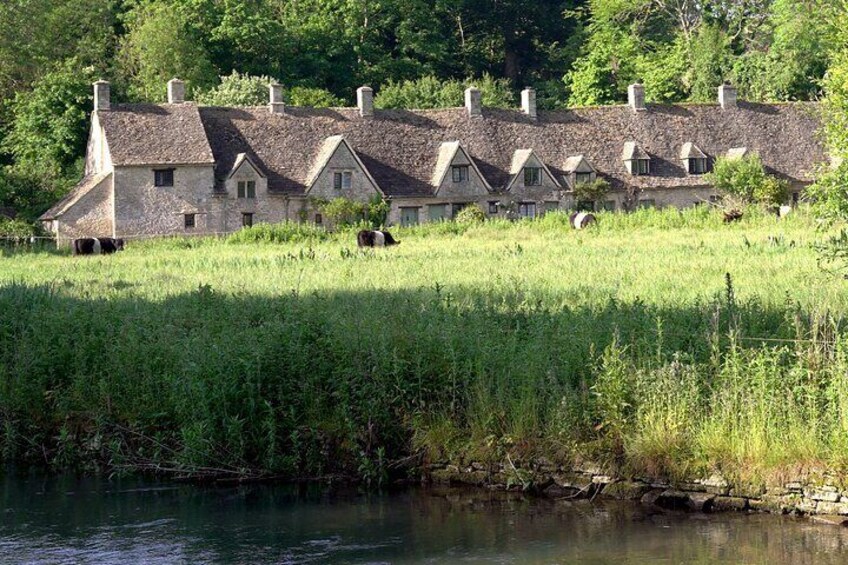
[269,82,285,114]
[465,86,482,118]
[521,87,537,120]
[93,80,110,112]
[167,78,185,104]
[628,82,646,112]
[719,82,737,109]
[357,86,374,117]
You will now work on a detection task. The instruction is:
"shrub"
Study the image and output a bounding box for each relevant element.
[317,197,367,227]
[573,178,611,208]
[374,74,514,109]
[454,204,487,224]
[707,153,789,205]
[225,221,330,244]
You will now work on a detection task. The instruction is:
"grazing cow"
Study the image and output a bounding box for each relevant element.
[357,229,400,248]
[569,211,596,230]
[73,237,125,256]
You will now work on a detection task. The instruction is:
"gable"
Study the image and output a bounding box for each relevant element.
[432,141,491,197]
[228,153,266,180]
[680,142,707,160]
[306,135,382,199]
[505,149,560,191]
[563,155,594,174]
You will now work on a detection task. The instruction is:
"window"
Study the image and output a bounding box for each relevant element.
[315,213,323,225]
[452,165,469,183]
[237,180,257,198]
[544,201,559,214]
[689,158,708,175]
[242,213,253,227]
[428,204,446,222]
[451,203,469,217]
[154,169,174,187]
[184,213,196,229]
[634,159,650,175]
[575,172,593,185]
[488,201,499,214]
[524,167,542,186]
[518,202,536,218]
[333,171,353,190]
[400,207,420,226]
[792,192,800,204]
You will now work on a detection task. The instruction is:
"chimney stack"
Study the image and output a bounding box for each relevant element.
[628,82,646,112]
[93,80,110,112]
[357,86,374,117]
[521,87,537,120]
[167,78,185,104]
[269,82,285,114]
[719,82,737,110]
[465,86,482,118]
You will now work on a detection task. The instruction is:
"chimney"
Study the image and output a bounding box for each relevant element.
[93,80,110,112]
[269,82,285,114]
[357,86,374,117]
[465,86,482,118]
[719,82,737,109]
[628,82,646,112]
[521,87,537,120]
[167,78,185,104]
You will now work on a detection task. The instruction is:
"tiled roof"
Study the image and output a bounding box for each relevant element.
[99,104,214,166]
[104,101,825,196]
[40,173,111,220]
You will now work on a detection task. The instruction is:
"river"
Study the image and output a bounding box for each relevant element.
[2,469,847,564]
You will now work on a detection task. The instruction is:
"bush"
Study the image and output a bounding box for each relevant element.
[707,153,789,205]
[573,178,611,207]
[374,74,515,110]
[225,221,330,244]
[454,204,487,224]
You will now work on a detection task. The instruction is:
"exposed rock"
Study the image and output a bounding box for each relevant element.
[712,496,748,512]
[553,473,594,492]
[796,499,819,514]
[810,515,848,527]
[653,489,691,510]
[640,489,666,506]
[730,484,766,499]
[678,482,707,493]
[470,462,487,471]
[686,492,716,511]
[602,481,651,500]
[785,482,804,493]
[592,475,613,485]
[805,488,841,503]
[815,501,848,515]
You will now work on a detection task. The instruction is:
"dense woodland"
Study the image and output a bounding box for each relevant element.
[0,0,844,224]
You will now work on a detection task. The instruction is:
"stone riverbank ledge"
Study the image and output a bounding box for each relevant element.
[426,459,848,526]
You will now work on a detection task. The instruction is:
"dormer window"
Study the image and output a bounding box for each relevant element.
[154,169,174,187]
[237,180,256,198]
[523,167,542,186]
[333,171,353,190]
[633,159,650,175]
[575,172,593,184]
[452,165,469,183]
[681,143,708,175]
[622,142,650,176]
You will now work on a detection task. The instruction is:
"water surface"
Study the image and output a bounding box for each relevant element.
[2,470,847,564]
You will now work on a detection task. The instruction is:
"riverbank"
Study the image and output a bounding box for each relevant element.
[2,207,848,491]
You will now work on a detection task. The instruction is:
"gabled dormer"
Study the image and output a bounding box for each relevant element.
[623,142,650,176]
[505,149,560,192]
[431,141,491,197]
[681,142,708,175]
[226,153,267,199]
[306,135,382,199]
[562,155,597,188]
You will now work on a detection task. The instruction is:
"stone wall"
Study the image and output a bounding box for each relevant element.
[427,458,848,524]
[56,175,114,242]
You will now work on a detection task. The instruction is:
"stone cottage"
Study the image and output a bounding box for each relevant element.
[40,79,826,241]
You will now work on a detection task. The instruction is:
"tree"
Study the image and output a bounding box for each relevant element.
[707,154,789,206]
[197,72,344,107]
[118,2,217,102]
[374,74,514,109]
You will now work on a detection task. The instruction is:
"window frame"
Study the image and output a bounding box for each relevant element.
[315,213,323,225]
[451,165,469,183]
[154,168,175,187]
[523,167,542,186]
[333,171,353,190]
[184,213,196,229]
[242,212,253,228]
[574,171,593,185]
[635,159,650,175]
[488,201,499,214]
[689,157,708,175]
[518,202,537,219]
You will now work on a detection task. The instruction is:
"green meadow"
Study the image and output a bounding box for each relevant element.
[1,207,847,485]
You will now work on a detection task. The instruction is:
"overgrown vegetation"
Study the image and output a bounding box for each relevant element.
[1,208,846,485]
[707,153,790,207]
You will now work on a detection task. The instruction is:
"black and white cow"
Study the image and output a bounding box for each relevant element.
[357,230,400,248]
[73,237,125,256]
[569,212,596,230]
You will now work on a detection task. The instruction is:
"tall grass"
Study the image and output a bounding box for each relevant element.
[0,207,846,483]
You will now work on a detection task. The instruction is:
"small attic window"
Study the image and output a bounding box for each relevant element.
[524,167,542,186]
[333,171,353,190]
[632,159,650,176]
[575,172,593,184]
[237,180,256,198]
[688,158,708,175]
[452,165,469,183]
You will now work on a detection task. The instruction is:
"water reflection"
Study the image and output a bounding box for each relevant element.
[2,469,847,564]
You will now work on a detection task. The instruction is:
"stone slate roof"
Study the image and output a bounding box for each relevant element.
[98,104,214,166]
[108,102,826,196]
[40,173,111,220]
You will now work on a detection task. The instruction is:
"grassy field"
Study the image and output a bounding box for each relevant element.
[1,206,847,486]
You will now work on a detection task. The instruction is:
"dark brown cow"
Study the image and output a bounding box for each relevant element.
[357,230,400,248]
[73,237,125,256]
